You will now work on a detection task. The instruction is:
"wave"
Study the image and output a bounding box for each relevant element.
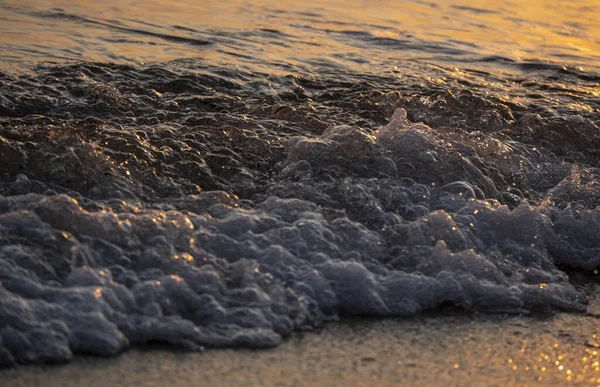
[1,61,599,364]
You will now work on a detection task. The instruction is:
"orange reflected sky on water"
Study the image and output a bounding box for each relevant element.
[1,0,600,71]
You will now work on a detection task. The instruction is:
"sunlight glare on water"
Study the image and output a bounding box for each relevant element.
[1,0,600,73]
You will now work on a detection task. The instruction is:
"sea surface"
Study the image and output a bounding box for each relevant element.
[1,0,600,368]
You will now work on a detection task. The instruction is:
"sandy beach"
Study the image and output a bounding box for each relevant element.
[3,307,600,387]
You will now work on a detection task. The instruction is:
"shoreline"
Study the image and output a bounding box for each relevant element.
[3,311,599,386]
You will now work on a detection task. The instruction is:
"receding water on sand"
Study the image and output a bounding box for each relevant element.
[4,304,600,386]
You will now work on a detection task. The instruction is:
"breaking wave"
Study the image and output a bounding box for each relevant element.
[1,60,600,364]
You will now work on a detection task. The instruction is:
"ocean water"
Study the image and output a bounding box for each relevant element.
[0,0,600,365]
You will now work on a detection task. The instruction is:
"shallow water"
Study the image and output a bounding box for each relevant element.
[1,0,600,365]
[2,0,600,74]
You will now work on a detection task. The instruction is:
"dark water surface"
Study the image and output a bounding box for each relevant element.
[1,0,600,370]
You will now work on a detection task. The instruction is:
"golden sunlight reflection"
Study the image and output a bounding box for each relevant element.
[1,0,599,72]
[502,337,600,384]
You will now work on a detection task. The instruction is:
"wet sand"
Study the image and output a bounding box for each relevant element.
[3,309,600,387]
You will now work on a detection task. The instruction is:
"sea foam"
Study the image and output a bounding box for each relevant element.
[0,108,595,365]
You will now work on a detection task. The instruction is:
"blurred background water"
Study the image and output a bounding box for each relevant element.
[2,0,600,74]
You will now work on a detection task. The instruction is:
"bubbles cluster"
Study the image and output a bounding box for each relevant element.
[0,62,599,365]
